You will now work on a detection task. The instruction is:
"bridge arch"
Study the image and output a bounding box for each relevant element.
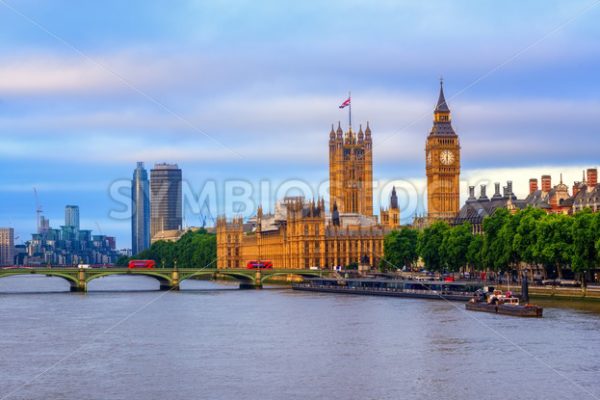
[85,271,173,290]
[0,271,79,291]
[260,271,323,284]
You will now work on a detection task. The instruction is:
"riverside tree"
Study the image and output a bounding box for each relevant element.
[534,213,573,279]
[383,228,419,270]
[129,229,216,268]
[572,210,597,285]
[441,222,473,272]
[417,221,450,272]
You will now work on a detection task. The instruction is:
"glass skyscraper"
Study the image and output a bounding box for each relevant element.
[150,163,182,239]
[65,205,80,231]
[131,162,150,255]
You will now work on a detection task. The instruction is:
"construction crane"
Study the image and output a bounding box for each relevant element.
[200,198,216,228]
[95,221,103,235]
[33,187,43,233]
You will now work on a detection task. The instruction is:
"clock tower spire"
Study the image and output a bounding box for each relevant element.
[425,79,461,221]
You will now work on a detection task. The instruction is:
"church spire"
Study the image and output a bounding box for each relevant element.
[431,78,454,131]
[435,77,450,113]
[390,186,398,209]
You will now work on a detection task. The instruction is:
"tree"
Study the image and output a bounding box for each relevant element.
[134,229,216,268]
[482,208,511,271]
[572,209,597,286]
[442,222,473,272]
[466,234,484,271]
[116,255,129,267]
[513,207,546,267]
[383,228,419,270]
[417,221,450,272]
[535,213,573,279]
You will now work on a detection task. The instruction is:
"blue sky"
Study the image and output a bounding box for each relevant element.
[1,0,599,248]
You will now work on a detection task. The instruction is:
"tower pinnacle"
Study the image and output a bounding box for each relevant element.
[435,78,450,113]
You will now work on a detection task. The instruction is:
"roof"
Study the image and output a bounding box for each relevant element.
[430,82,456,136]
[430,121,456,136]
[435,81,450,113]
[454,197,530,226]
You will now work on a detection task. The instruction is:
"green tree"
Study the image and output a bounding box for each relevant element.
[133,229,216,268]
[116,255,129,267]
[482,208,511,271]
[441,223,473,272]
[383,228,419,270]
[535,213,573,279]
[513,207,546,267]
[417,221,450,272]
[572,209,597,286]
[466,233,484,271]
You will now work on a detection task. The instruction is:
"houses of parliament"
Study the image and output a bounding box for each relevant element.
[216,82,461,269]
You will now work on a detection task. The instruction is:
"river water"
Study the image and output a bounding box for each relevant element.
[1,275,600,400]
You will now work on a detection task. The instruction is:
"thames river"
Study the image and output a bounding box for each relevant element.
[1,275,600,400]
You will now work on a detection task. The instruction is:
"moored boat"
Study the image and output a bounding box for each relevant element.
[465,288,543,318]
[292,277,483,302]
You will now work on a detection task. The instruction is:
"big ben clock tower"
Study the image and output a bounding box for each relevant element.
[426,80,461,221]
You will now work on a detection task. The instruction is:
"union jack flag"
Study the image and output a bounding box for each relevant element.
[339,97,351,109]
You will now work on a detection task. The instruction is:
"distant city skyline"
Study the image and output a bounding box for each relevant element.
[1,1,599,247]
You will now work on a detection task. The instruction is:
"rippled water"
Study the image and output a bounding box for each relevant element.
[1,275,600,400]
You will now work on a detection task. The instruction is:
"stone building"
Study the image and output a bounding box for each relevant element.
[217,118,400,270]
[426,80,461,222]
[380,186,400,230]
[329,121,373,216]
[454,182,520,233]
[572,168,600,212]
[455,167,600,232]
[216,197,387,269]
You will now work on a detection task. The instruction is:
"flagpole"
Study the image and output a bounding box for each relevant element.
[348,91,352,129]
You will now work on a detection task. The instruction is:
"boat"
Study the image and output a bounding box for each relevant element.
[292,277,483,302]
[465,288,543,318]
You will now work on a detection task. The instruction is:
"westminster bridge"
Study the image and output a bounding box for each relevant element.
[0,267,332,292]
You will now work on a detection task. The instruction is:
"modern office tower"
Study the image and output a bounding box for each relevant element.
[0,228,15,266]
[131,162,151,255]
[65,205,80,231]
[150,163,182,239]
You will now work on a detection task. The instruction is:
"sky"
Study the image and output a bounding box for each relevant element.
[1,0,599,248]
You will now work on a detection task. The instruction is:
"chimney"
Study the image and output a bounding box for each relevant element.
[541,175,552,193]
[507,181,513,198]
[479,184,489,201]
[587,168,597,187]
[573,182,580,197]
[492,183,502,199]
[467,186,476,202]
[503,186,508,198]
[529,178,538,194]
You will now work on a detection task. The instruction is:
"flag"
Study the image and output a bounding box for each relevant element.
[339,97,351,109]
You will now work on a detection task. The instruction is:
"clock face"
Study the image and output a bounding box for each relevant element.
[440,150,455,165]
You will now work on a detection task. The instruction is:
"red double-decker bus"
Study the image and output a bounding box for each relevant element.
[246,260,273,269]
[128,259,156,269]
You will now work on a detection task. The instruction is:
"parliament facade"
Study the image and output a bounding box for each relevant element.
[217,121,401,269]
[217,84,454,269]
